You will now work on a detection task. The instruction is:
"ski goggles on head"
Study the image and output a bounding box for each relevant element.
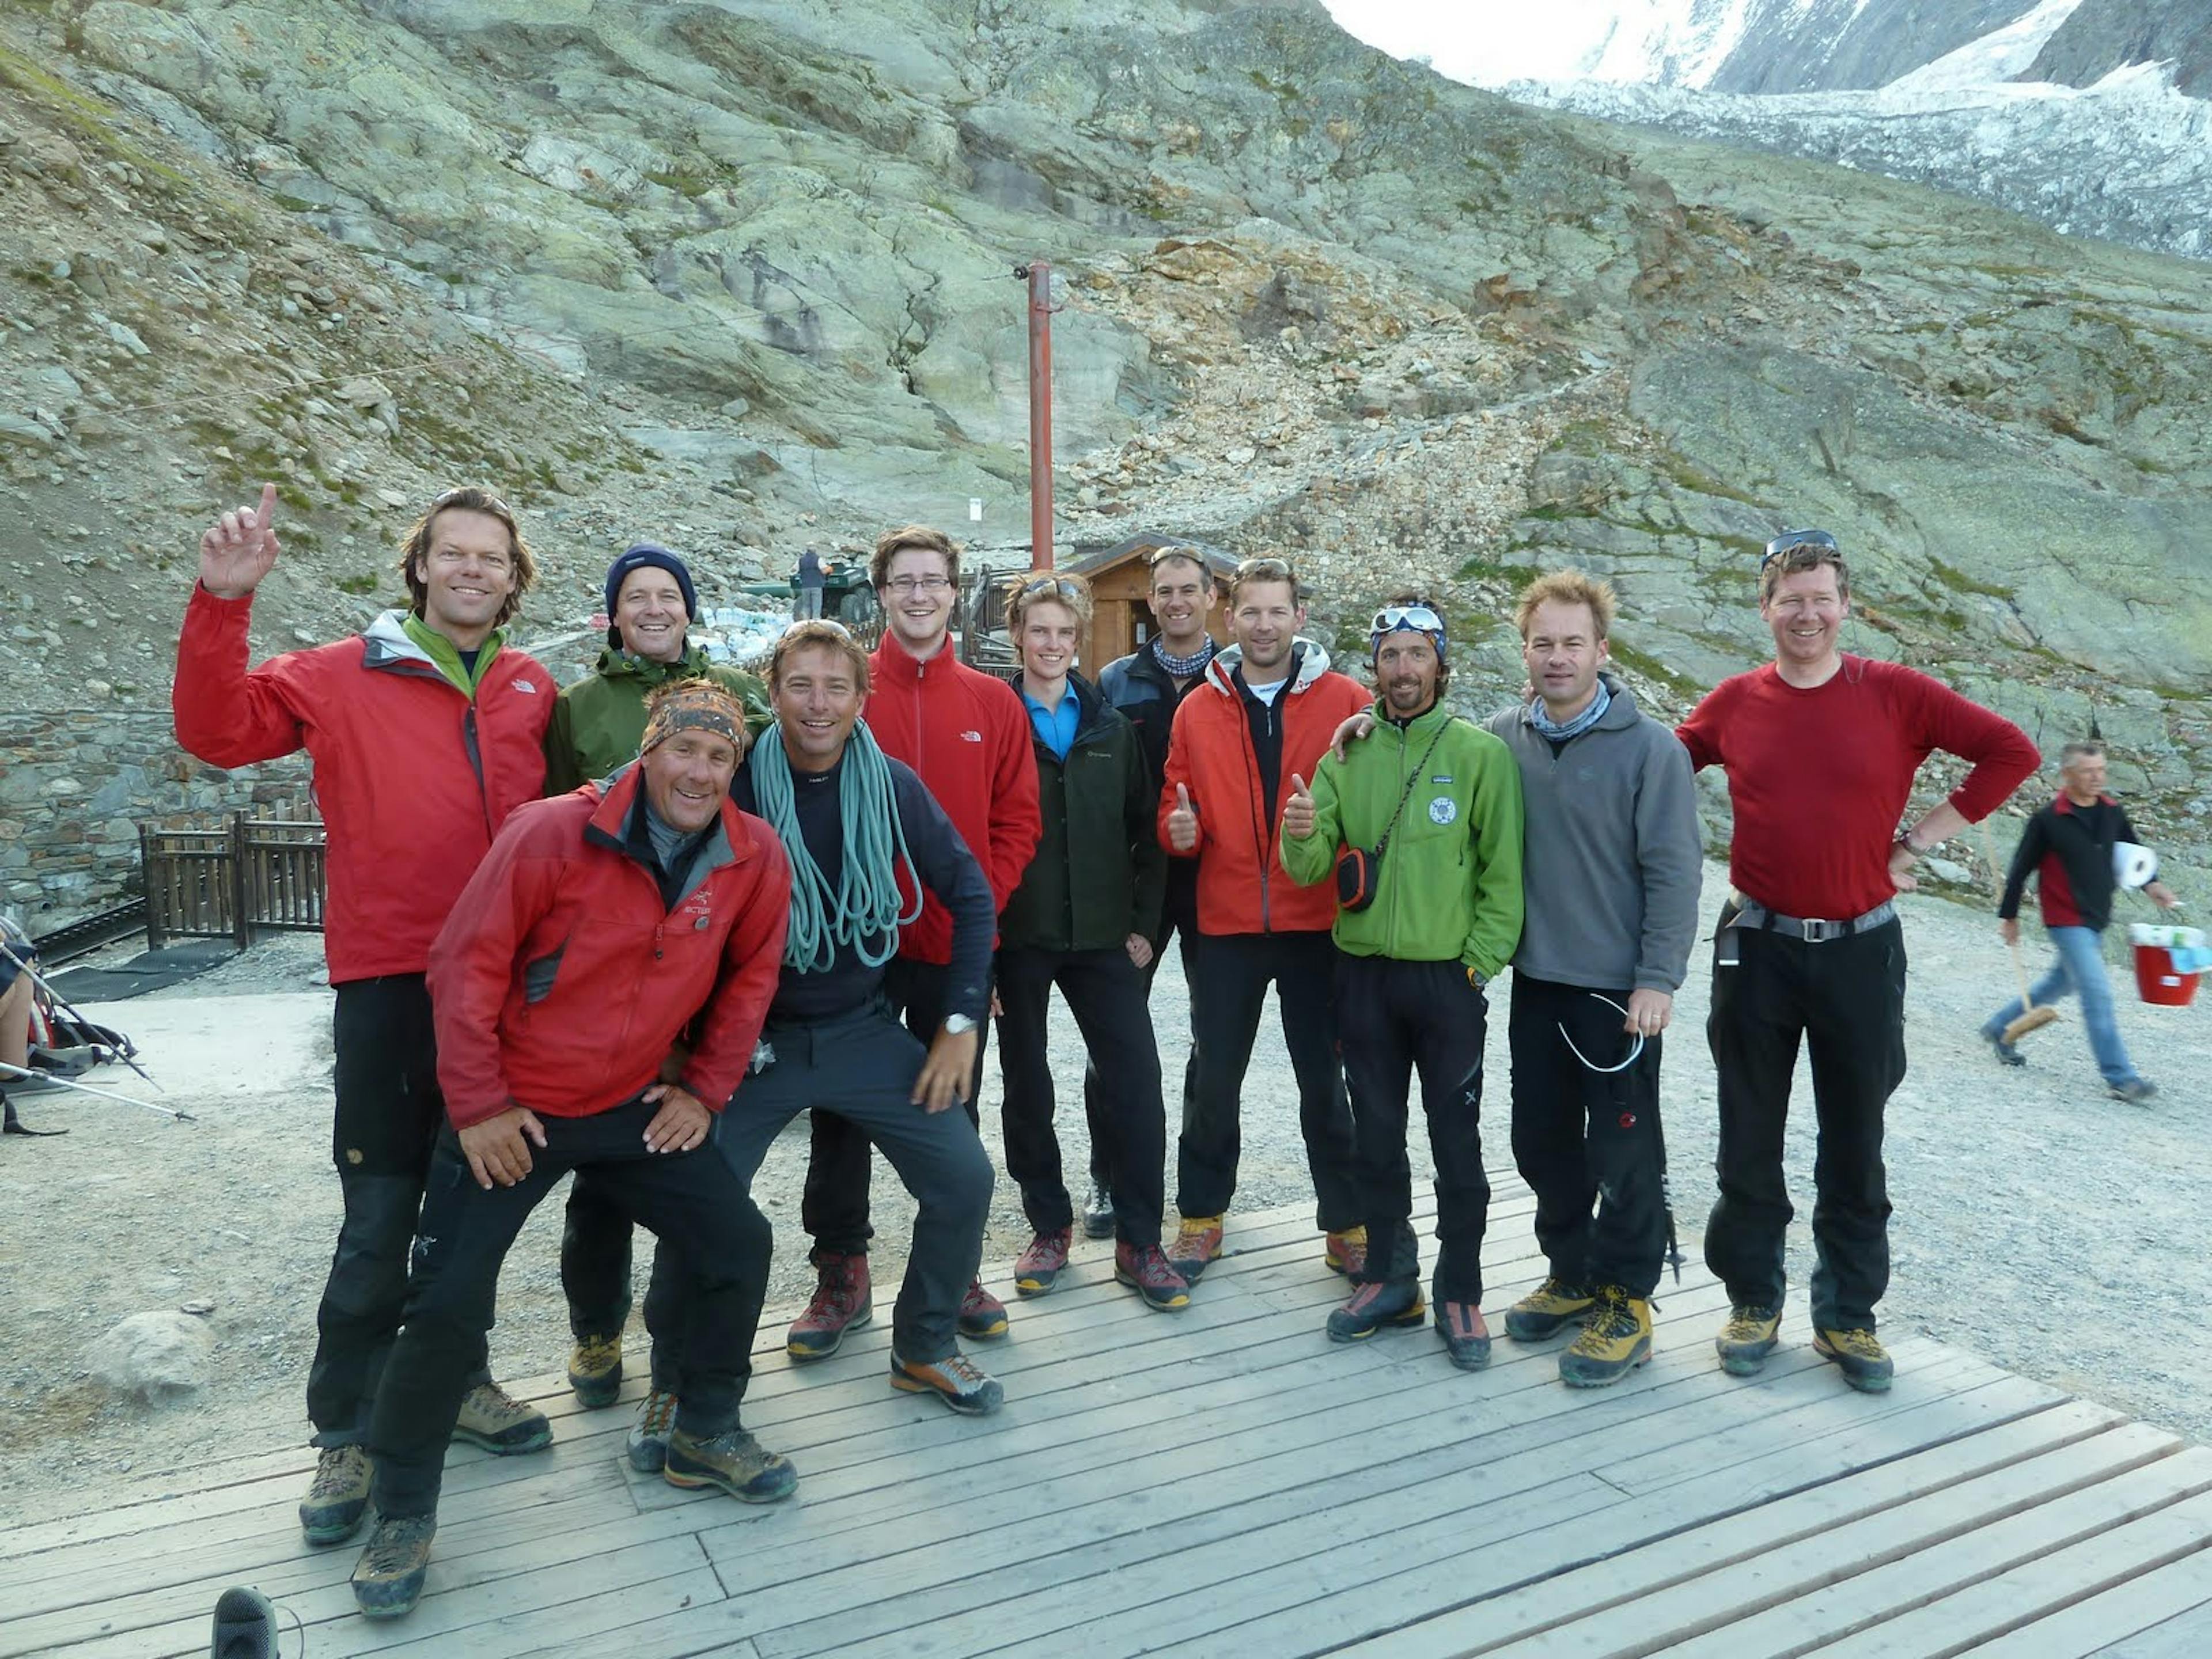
[1760,528,1840,570]
[1369,603,1447,658]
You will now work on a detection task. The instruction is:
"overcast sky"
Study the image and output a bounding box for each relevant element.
[1317,1,1622,84]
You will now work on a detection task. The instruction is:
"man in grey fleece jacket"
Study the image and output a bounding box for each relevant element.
[1487,572,1703,1387]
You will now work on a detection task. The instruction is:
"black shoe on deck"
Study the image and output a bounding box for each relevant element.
[1325,1279,1425,1343]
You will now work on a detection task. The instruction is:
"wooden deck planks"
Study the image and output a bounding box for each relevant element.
[2,1176,2202,1659]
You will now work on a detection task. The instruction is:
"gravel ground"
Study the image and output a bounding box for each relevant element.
[2,864,2205,1525]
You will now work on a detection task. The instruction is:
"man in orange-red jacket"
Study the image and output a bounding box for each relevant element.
[1158,555,1369,1283]
[788,525,1042,1359]
[175,483,555,1548]
[349,680,794,1619]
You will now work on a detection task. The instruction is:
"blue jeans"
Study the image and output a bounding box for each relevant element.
[1982,925,2140,1087]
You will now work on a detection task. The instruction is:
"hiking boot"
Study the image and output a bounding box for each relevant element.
[452,1381,552,1455]
[298,1444,372,1546]
[350,1513,437,1619]
[566,1331,623,1409]
[2111,1077,2160,1103]
[1503,1275,1595,1342]
[1435,1300,1493,1370]
[889,1350,1005,1415]
[1114,1240,1191,1312]
[210,1585,279,1659]
[1715,1303,1782,1376]
[1559,1287,1652,1388]
[1013,1229,1073,1297]
[664,1426,799,1502]
[959,1278,1010,1339]
[1814,1327,1894,1393]
[627,1388,677,1474]
[1985,1032,2026,1068]
[1324,1225,1368,1278]
[1168,1214,1224,1282]
[1081,1179,1116,1240]
[1326,1279,1426,1343]
[786,1252,872,1362]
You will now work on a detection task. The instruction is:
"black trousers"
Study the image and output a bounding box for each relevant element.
[368,1095,770,1518]
[1508,974,1670,1300]
[1705,910,1907,1331]
[649,1002,994,1372]
[307,976,489,1448]
[995,942,1167,1245]
[804,956,990,1259]
[1081,913,1197,1191]
[1335,955,1490,1302]
[1181,929,1359,1232]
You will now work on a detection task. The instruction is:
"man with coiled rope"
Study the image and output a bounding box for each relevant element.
[629,620,1005,1453]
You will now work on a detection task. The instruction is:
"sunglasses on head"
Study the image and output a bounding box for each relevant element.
[1760,528,1839,570]
[1236,556,1293,579]
[783,617,854,638]
[430,486,515,520]
[1370,603,1445,637]
[1017,574,1083,600]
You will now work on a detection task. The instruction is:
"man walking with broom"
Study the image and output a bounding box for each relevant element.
[1980,740,2176,1100]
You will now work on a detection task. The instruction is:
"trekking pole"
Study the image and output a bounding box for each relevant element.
[0,1060,194,1122]
[0,934,162,1091]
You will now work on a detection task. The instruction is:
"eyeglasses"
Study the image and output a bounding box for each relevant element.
[1760,528,1840,570]
[1371,603,1445,637]
[884,574,952,594]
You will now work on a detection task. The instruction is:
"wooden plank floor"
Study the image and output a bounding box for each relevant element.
[5,1174,2209,1659]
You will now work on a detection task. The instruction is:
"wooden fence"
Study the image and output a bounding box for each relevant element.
[138,814,327,949]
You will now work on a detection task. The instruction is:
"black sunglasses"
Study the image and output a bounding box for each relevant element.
[1760,528,1839,570]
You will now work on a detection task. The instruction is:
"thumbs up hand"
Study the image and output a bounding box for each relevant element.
[1167,782,1200,853]
[1283,772,1316,840]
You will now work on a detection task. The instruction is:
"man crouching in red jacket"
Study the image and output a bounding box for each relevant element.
[349,681,793,1620]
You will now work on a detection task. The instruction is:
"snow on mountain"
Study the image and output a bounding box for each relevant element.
[1885,0,2085,92]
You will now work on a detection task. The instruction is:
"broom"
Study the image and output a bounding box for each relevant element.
[1980,820,2060,1043]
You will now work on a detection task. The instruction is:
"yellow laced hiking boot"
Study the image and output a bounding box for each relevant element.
[566,1331,623,1409]
[1558,1287,1652,1388]
[1813,1326,1894,1393]
[1503,1276,1596,1342]
[1715,1303,1782,1376]
[1168,1214,1224,1282]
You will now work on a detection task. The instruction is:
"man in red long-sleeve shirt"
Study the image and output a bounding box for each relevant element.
[1676,529,2037,1393]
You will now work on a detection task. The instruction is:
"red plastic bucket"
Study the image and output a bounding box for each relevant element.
[2133,945,2199,1007]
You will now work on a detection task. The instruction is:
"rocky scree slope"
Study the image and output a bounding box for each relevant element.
[1,0,2210,900]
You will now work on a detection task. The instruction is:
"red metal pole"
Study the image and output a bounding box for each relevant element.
[1026,260,1054,571]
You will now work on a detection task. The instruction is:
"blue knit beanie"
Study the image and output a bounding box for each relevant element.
[604,543,698,621]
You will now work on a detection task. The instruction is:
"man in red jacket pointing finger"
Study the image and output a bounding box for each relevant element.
[347,680,796,1620]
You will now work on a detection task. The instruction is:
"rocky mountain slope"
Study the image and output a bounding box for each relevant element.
[2027,0,2212,97]
[2,0,2211,910]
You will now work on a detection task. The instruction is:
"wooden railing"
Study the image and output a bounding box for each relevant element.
[139,814,327,949]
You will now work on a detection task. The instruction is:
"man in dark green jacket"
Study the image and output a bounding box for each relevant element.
[994,574,1191,1312]
[552,542,769,1407]
[1282,596,1522,1369]
[541,543,770,793]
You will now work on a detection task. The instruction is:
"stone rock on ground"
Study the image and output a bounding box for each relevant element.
[80,1308,214,1404]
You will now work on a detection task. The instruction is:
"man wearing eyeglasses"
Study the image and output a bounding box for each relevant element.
[1282,596,1522,1368]
[786,524,1041,1361]
[1159,555,1370,1282]
[1089,543,1222,1238]
[1487,572,1702,1388]
[175,483,558,1548]
[1677,529,2037,1393]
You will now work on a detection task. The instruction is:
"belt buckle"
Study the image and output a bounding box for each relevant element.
[1801,917,1844,943]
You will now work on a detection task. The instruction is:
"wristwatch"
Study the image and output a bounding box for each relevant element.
[1893,830,1925,858]
[944,1013,978,1036]
[1466,967,1487,992]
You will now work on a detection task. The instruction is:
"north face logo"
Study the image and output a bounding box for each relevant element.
[960,730,983,742]
[512,677,540,694]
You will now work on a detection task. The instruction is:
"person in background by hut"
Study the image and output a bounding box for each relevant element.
[795,544,827,621]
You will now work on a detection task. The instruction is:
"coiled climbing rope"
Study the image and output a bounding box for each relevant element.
[749,722,922,972]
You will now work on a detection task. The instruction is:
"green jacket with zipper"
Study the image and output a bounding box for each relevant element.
[543,643,771,795]
[999,671,1166,953]
[1281,699,1525,979]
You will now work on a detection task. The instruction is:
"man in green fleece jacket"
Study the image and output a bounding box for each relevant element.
[1282,595,1522,1370]
[550,542,770,1407]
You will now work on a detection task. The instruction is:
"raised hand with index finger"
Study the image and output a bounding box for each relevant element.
[198,482,282,600]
